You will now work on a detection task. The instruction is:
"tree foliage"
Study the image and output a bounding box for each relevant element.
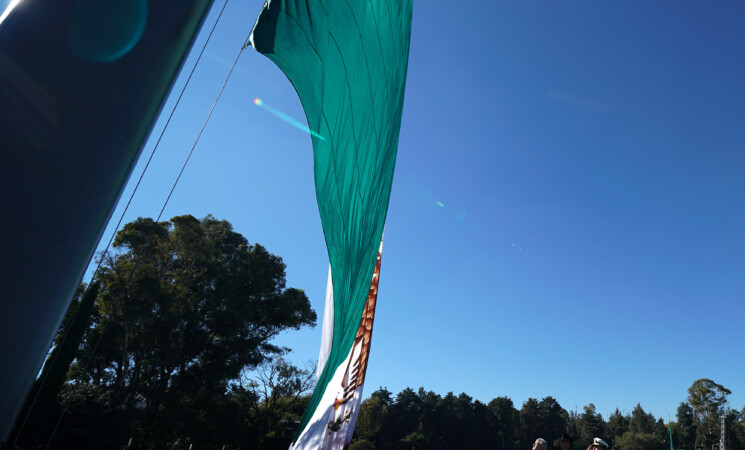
[676,402,697,447]
[242,357,316,438]
[537,396,568,444]
[10,216,745,450]
[688,378,731,447]
[352,390,572,450]
[488,396,520,449]
[607,408,630,446]
[575,403,605,448]
[17,215,316,449]
[616,431,660,450]
[350,380,745,450]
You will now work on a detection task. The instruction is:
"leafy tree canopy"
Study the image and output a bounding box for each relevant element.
[616,431,660,450]
[688,378,732,421]
[51,215,316,448]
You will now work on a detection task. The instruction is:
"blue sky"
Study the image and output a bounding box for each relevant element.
[86,0,745,422]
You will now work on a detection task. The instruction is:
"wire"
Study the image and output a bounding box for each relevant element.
[157,40,247,222]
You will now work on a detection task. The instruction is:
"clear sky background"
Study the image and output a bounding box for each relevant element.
[85,0,745,422]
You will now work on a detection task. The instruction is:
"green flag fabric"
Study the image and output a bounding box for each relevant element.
[250,0,412,445]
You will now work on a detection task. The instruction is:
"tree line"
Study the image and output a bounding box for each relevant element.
[9,216,317,449]
[7,215,744,450]
[349,378,745,450]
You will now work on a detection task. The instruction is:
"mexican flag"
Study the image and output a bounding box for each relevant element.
[250,0,412,447]
[297,239,384,448]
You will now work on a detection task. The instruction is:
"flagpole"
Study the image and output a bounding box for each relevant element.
[668,415,674,450]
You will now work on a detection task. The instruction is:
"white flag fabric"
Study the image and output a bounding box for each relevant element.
[317,267,334,379]
[292,238,383,449]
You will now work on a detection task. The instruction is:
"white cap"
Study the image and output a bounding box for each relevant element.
[591,438,609,449]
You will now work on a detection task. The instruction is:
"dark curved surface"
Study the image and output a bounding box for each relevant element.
[0,0,214,440]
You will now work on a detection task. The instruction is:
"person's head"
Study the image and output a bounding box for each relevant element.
[533,438,548,450]
[587,437,608,450]
[558,433,574,450]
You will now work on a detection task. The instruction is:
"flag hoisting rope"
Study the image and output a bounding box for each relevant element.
[250,0,413,447]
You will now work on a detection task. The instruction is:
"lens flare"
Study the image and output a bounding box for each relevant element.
[253,97,324,140]
[0,0,23,26]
